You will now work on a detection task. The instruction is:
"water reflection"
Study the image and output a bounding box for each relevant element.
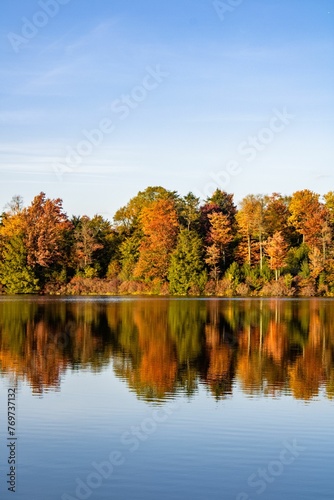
[0,298,333,401]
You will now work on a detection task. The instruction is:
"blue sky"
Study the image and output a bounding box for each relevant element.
[1,0,333,219]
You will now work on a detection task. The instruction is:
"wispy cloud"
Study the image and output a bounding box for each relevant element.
[62,19,121,54]
[184,113,274,124]
[0,141,146,177]
[0,109,46,124]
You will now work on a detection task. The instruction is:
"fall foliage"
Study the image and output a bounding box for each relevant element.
[1,187,334,296]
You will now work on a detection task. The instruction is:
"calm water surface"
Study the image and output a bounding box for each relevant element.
[0,297,333,500]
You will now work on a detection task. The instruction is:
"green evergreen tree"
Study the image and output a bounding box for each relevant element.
[178,192,200,231]
[168,229,207,295]
[119,234,141,281]
[0,235,39,294]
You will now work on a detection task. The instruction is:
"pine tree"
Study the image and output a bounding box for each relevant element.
[168,229,207,295]
[178,192,200,231]
[0,235,39,293]
[119,234,141,281]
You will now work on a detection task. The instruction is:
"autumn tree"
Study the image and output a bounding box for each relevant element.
[199,201,222,242]
[0,197,39,293]
[114,186,178,234]
[23,193,72,270]
[265,231,288,281]
[253,196,266,270]
[114,187,179,283]
[236,195,264,267]
[205,212,233,283]
[309,247,324,281]
[263,193,296,244]
[200,190,237,241]
[134,198,179,283]
[324,192,334,227]
[207,189,237,227]
[288,190,325,247]
[0,197,25,240]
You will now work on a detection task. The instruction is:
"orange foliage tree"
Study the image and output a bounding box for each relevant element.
[134,198,179,282]
[265,231,288,280]
[205,212,233,283]
[288,190,324,246]
[236,195,264,267]
[24,192,72,269]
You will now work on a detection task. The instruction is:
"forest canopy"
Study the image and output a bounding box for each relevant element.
[1,187,334,297]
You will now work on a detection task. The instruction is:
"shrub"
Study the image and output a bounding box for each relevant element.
[216,278,234,296]
[61,277,120,295]
[259,277,296,297]
[294,276,316,297]
[204,280,217,296]
[235,283,250,296]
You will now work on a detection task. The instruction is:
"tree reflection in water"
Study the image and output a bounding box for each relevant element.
[0,298,333,401]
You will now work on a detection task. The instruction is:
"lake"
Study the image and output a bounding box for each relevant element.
[0,297,333,500]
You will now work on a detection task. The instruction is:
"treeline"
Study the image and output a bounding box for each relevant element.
[0,187,334,296]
